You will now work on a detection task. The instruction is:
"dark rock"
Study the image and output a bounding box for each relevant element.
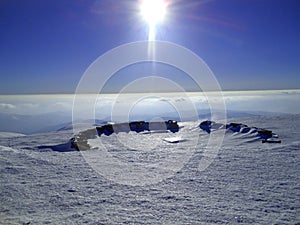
[226,123,242,132]
[257,129,273,139]
[129,121,149,133]
[199,120,212,133]
[165,120,179,133]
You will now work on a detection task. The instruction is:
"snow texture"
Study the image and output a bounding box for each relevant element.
[0,114,299,224]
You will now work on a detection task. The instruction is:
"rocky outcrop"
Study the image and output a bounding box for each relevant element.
[71,119,281,151]
[71,128,98,151]
[71,120,179,151]
[95,120,179,136]
[199,120,280,142]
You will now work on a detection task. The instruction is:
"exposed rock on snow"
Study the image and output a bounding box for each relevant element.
[71,120,180,150]
[71,119,281,151]
[95,120,179,136]
[199,120,281,143]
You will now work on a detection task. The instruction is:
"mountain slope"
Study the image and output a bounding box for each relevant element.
[0,114,299,224]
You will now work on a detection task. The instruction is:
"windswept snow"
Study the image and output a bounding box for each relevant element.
[0,114,299,224]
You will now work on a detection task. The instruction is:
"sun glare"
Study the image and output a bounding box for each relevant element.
[140,0,167,26]
[140,0,168,41]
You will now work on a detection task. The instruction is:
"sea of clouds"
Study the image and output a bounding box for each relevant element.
[0,90,299,134]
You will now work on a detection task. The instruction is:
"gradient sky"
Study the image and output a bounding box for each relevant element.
[0,0,299,94]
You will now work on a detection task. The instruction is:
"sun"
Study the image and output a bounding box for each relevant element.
[140,0,168,40]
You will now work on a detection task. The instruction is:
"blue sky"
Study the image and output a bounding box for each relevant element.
[0,0,299,94]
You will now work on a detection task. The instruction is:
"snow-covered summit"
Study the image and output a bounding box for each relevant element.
[70,118,283,151]
[0,114,299,224]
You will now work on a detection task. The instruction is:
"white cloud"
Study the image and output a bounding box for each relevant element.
[20,103,39,108]
[0,103,16,109]
[53,102,72,109]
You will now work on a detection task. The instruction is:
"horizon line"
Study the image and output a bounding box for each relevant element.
[0,88,299,96]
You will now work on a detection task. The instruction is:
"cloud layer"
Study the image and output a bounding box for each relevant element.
[0,90,299,134]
